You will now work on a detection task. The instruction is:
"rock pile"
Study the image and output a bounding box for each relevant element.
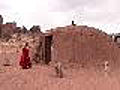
[0,32,44,66]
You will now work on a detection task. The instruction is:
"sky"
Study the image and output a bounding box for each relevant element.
[0,0,120,33]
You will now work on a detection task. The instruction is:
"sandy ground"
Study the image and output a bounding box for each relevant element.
[0,64,120,90]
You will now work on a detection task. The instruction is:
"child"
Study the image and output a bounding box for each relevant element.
[54,61,63,78]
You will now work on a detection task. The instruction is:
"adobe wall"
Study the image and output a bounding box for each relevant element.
[51,26,120,69]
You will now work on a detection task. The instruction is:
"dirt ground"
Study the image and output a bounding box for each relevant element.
[0,64,120,90]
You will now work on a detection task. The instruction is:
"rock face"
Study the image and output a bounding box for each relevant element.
[51,25,120,69]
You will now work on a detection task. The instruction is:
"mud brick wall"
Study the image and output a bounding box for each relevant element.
[51,26,120,69]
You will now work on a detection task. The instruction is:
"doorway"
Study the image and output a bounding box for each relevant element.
[44,34,53,64]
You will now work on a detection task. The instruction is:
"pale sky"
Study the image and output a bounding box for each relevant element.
[0,0,120,33]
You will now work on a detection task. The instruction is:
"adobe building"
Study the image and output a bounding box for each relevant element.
[112,34,120,43]
[1,22,17,39]
[38,25,120,70]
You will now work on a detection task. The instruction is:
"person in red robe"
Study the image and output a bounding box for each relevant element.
[19,42,32,69]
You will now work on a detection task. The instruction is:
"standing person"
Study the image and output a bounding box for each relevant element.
[19,42,32,69]
[54,61,63,78]
[104,61,109,72]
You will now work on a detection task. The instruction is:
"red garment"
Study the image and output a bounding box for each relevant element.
[20,48,31,69]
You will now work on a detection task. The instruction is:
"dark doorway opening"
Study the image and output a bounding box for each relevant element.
[114,36,120,42]
[44,34,53,64]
